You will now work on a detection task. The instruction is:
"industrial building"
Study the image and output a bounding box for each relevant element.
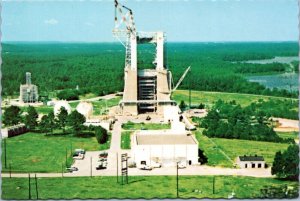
[131,130,199,168]
[19,72,39,103]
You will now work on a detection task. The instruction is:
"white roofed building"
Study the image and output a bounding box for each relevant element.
[131,130,199,168]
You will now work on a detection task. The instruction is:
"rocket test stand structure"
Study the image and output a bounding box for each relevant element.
[113,0,176,115]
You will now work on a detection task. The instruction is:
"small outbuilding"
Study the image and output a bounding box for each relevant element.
[236,155,266,169]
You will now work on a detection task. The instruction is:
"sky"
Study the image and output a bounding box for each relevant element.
[1,0,298,42]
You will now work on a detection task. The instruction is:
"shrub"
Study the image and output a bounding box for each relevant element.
[95,126,108,144]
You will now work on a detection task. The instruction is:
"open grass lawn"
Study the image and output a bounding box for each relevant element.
[79,93,98,100]
[20,105,54,115]
[121,131,132,149]
[277,131,299,140]
[69,97,121,115]
[195,131,290,167]
[2,176,298,199]
[173,90,297,108]
[122,122,170,130]
[1,132,110,173]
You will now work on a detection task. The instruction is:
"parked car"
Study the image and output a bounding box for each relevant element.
[99,152,108,158]
[66,166,78,172]
[96,162,107,170]
[151,162,161,168]
[140,165,153,171]
[73,153,84,160]
[75,149,85,155]
[146,116,151,121]
[98,158,107,162]
[178,162,186,169]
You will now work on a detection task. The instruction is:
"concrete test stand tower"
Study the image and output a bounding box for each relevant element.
[113,0,176,115]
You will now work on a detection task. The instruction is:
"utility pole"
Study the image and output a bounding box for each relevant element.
[4,138,7,169]
[65,148,68,167]
[90,157,93,178]
[117,152,119,183]
[176,162,179,198]
[28,174,31,200]
[189,70,191,109]
[9,163,12,178]
[62,163,64,177]
[212,176,215,194]
[35,174,39,200]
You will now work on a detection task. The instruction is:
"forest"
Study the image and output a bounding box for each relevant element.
[197,100,295,143]
[1,42,298,98]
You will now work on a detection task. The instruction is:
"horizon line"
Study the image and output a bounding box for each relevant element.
[2,40,298,43]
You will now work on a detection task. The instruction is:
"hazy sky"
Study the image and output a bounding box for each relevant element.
[1,0,298,42]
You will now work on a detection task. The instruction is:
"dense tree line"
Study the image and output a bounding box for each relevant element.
[199,100,294,143]
[2,105,108,144]
[272,145,299,181]
[1,42,298,99]
[252,99,298,120]
[234,62,288,74]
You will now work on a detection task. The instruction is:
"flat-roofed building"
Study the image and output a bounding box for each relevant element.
[236,155,266,169]
[131,131,199,168]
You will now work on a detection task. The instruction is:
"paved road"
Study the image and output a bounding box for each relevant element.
[1,165,273,178]
[68,93,117,103]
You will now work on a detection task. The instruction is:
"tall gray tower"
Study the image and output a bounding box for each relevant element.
[19,72,39,103]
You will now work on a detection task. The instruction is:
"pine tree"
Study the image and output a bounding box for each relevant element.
[3,106,22,126]
[57,107,69,134]
[24,106,38,130]
[68,111,86,136]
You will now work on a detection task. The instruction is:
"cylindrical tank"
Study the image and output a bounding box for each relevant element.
[76,101,93,119]
[54,100,72,116]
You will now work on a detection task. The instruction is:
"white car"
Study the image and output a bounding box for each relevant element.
[178,162,186,169]
[73,153,84,160]
[140,165,153,171]
[151,162,161,168]
[66,166,78,172]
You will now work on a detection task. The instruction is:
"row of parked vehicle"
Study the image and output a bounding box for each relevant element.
[139,161,187,171]
[67,149,86,173]
[96,151,108,170]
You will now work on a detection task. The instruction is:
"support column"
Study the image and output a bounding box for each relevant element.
[156,32,164,71]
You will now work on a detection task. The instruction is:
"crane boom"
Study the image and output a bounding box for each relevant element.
[172,66,191,92]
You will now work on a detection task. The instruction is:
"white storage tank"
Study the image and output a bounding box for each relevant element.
[54,100,72,116]
[76,101,93,119]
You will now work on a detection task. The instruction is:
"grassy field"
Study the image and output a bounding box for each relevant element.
[122,122,170,130]
[195,131,291,167]
[173,90,297,108]
[69,97,121,115]
[2,176,298,199]
[121,131,131,149]
[20,105,54,115]
[1,132,110,173]
[277,131,299,140]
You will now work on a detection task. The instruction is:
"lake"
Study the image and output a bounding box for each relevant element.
[247,73,298,92]
[244,56,298,64]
